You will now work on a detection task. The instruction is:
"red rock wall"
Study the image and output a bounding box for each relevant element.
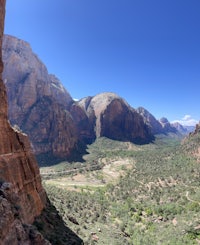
[0,1,46,240]
[2,35,78,160]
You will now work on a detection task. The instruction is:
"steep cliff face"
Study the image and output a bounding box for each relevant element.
[181,122,200,162]
[3,34,78,160]
[171,122,191,135]
[78,92,153,144]
[159,117,177,134]
[192,122,200,135]
[137,107,163,134]
[70,103,95,144]
[137,107,178,135]
[0,1,48,243]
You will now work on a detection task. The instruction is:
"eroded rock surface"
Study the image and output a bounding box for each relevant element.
[78,92,153,144]
[137,107,178,135]
[0,2,48,244]
[3,34,78,160]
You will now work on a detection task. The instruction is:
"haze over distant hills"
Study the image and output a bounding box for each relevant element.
[2,34,194,163]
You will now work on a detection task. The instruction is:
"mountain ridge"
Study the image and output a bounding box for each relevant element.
[2,34,191,163]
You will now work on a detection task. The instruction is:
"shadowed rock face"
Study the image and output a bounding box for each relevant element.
[0,1,48,243]
[190,122,200,136]
[78,92,153,144]
[70,103,95,144]
[2,34,78,159]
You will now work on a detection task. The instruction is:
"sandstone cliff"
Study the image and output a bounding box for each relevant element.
[77,92,153,144]
[171,122,192,135]
[70,103,95,144]
[159,117,177,134]
[3,34,78,160]
[0,3,82,244]
[137,107,178,135]
[137,107,163,134]
[0,1,47,243]
[2,35,155,162]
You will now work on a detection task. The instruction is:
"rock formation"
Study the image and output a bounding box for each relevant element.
[189,121,200,137]
[137,107,178,135]
[2,35,156,161]
[77,92,153,144]
[171,122,193,135]
[137,107,163,134]
[0,1,48,243]
[0,3,83,244]
[70,102,95,144]
[3,34,78,161]
[159,117,177,134]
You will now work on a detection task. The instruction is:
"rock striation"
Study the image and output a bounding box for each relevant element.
[3,34,78,160]
[0,1,48,243]
[2,35,156,161]
[137,107,163,135]
[0,3,83,244]
[137,107,178,135]
[159,117,177,134]
[77,92,153,144]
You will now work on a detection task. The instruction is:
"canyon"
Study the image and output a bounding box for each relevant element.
[2,34,187,164]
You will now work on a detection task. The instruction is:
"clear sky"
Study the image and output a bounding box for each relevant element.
[4,0,200,125]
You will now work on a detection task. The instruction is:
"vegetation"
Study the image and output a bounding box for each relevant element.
[42,135,200,244]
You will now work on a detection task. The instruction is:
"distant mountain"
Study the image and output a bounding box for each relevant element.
[159,117,177,134]
[137,107,178,135]
[171,122,195,135]
[184,125,196,133]
[77,93,154,144]
[137,107,163,134]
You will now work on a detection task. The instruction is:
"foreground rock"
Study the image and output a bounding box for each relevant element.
[0,1,47,243]
[0,2,83,244]
[191,122,200,136]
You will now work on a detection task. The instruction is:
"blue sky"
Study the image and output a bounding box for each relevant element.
[4,0,200,125]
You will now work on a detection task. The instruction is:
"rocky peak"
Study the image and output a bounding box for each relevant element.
[78,92,153,143]
[159,117,177,133]
[3,34,73,124]
[194,122,200,134]
[137,107,163,134]
[160,117,169,124]
[171,122,189,135]
[190,121,200,136]
[3,34,78,161]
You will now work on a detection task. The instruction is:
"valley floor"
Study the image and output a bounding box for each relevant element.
[41,136,200,244]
